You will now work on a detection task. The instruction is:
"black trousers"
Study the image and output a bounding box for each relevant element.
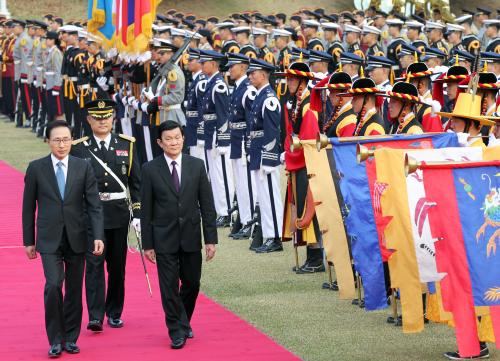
[85,226,128,321]
[156,250,202,340]
[39,229,85,345]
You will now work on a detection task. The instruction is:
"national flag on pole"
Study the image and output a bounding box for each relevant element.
[423,159,500,357]
[330,133,458,311]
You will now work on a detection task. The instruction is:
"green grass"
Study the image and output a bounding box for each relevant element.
[1,118,498,361]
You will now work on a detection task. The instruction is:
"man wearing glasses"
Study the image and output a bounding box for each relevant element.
[22,120,104,357]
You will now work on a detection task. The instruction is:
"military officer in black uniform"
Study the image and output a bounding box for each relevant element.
[386,18,407,72]
[232,26,257,58]
[71,99,141,333]
[323,22,344,73]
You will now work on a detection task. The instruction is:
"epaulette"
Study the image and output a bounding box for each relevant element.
[118,134,136,142]
[72,136,89,146]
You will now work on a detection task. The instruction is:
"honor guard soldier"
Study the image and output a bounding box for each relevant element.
[302,19,324,51]
[338,52,364,82]
[386,18,407,73]
[362,25,385,57]
[366,55,395,130]
[426,21,449,55]
[282,62,324,271]
[246,58,283,253]
[141,39,186,127]
[319,72,356,137]
[397,43,421,78]
[344,24,364,60]
[382,81,424,134]
[60,25,84,137]
[455,15,481,54]
[289,15,306,49]
[422,47,449,82]
[217,21,239,54]
[322,22,344,73]
[404,62,443,132]
[13,19,32,128]
[405,19,426,54]
[43,31,64,124]
[71,98,141,333]
[338,77,386,136]
[185,48,206,162]
[453,49,475,71]
[232,26,257,58]
[198,49,234,227]
[483,19,500,53]
[481,52,500,81]
[446,23,467,62]
[253,28,275,65]
[226,53,256,239]
[2,20,17,123]
[31,20,48,135]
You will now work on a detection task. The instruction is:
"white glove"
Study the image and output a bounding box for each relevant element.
[121,96,129,106]
[131,218,141,233]
[26,61,33,67]
[430,100,442,116]
[52,90,59,96]
[143,88,154,101]
[488,133,500,147]
[108,77,115,85]
[33,80,37,87]
[107,48,118,58]
[279,152,285,165]
[456,132,470,147]
[217,146,230,156]
[140,51,151,63]
[140,102,149,113]
[132,99,140,110]
[262,165,277,175]
[197,139,205,148]
[127,96,136,106]
[96,76,109,91]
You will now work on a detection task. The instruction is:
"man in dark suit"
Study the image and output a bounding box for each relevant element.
[71,99,141,332]
[22,120,104,358]
[141,120,218,350]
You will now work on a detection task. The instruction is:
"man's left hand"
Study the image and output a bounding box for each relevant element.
[205,244,216,262]
[93,240,104,256]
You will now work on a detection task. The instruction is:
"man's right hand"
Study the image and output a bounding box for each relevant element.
[25,245,36,259]
[144,249,156,264]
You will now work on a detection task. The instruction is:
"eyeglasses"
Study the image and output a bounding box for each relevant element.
[50,138,72,144]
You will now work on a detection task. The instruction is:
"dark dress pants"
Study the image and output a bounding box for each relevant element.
[156,250,202,340]
[85,226,129,321]
[39,229,85,345]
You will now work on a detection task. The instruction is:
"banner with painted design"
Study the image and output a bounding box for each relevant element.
[329,133,458,311]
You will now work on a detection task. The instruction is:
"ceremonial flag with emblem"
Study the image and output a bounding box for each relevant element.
[423,159,500,357]
[87,0,116,48]
[330,133,458,311]
[374,147,484,333]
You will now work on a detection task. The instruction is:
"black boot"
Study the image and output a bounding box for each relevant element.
[216,215,231,227]
[228,211,242,237]
[255,238,283,253]
[233,223,252,239]
[249,223,263,250]
[296,247,325,274]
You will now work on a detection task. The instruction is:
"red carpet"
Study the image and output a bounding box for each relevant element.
[0,160,301,361]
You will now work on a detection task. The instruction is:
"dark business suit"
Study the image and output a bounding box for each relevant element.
[141,154,217,340]
[22,154,104,345]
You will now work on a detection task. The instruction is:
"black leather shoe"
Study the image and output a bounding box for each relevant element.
[48,344,62,358]
[107,318,124,328]
[216,216,231,227]
[64,342,80,354]
[87,319,103,332]
[296,261,325,274]
[255,238,283,253]
[443,346,489,360]
[232,225,252,240]
[171,337,186,349]
[186,330,194,339]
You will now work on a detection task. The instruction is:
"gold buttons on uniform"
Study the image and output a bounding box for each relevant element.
[105,172,108,176]
[105,182,108,186]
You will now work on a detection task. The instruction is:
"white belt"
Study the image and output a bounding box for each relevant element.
[36,66,42,71]
[45,71,54,76]
[160,104,181,111]
[69,77,78,81]
[14,60,20,65]
[230,122,246,130]
[250,130,264,138]
[203,113,216,121]
[186,110,198,117]
[99,191,127,201]
[81,83,90,89]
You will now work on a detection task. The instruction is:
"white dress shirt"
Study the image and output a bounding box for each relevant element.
[164,153,182,184]
[51,154,69,181]
[94,133,112,150]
